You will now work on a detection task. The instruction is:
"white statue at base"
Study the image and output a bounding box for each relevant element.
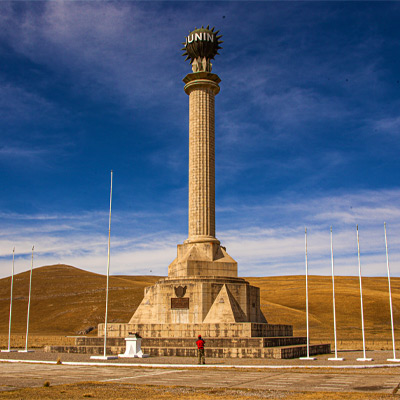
[118,332,149,358]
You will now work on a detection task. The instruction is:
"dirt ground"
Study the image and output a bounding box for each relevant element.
[0,383,399,400]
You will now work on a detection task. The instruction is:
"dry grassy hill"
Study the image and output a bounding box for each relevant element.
[247,275,400,343]
[0,265,159,336]
[1,265,399,346]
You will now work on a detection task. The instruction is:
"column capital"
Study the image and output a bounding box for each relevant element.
[184,236,220,245]
[183,72,221,95]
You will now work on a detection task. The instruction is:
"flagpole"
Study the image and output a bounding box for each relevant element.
[384,222,400,362]
[328,227,344,361]
[19,246,34,353]
[300,227,316,360]
[356,225,372,361]
[2,248,17,353]
[104,169,113,357]
[91,170,117,360]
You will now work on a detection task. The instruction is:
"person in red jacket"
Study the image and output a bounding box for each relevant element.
[196,335,205,364]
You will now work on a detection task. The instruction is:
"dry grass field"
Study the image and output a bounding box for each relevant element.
[0,383,398,400]
[1,264,399,349]
[247,275,400,347]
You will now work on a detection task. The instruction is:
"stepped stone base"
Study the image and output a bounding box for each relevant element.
[98,323,292,339]
[129,276,267,326]
[74,335,307,348]
[45,325,331,359]
[55,243,330,359]
[128,242,267,326]
[45,336,330,359]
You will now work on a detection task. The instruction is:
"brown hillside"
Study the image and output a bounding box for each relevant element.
[1,265,399,343]
[0,265,159,335]
[247,275,400,341]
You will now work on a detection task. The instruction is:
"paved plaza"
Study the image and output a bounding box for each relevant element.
[1,351,400,395]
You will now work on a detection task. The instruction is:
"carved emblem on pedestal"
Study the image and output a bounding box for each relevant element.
[174,285,187,298]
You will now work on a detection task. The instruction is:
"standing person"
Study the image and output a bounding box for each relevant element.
[196,335,205,365]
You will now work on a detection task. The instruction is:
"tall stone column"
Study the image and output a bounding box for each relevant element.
[167,26,237,278]
[183,72,221,244]
[123,26,269,330]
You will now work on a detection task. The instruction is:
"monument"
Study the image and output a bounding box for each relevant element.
[80,27,330,358]
[112,26,267,332]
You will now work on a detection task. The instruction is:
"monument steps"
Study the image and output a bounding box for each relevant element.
[136,344,330,359]
[45,335,331,359]
[45,342,330,359]
[72,336,308,348]
[99,322,294,338]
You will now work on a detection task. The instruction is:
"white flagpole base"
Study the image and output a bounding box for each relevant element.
[18,350,34,353]
[387,358,400,362]
[328,357,344,361]
[90,355,118,360]
[356,357,373,361]
[299,357,316,360]
[1,349,17,352]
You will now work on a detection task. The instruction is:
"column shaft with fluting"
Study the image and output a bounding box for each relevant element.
[184,72,221,243]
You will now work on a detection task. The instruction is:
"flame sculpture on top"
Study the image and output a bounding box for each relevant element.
[182,26,223,73]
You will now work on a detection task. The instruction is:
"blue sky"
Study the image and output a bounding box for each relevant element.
[1,1,400,278]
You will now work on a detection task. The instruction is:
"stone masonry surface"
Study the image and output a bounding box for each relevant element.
[187,82,218,242]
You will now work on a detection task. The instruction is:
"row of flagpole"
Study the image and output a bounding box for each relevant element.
[356,225,371,361]
[303,223,400,362]
[300,228,314,360]
[385,222,399,361]
[90,170,116,360]
[3,248,16,353]
[2,246,35,353]
[2,171,115,357]
[328,227,343,361]
[2,170,400,361]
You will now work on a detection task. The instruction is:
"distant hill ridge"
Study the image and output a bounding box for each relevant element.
[0,265,160,335]
[1,264,399,340]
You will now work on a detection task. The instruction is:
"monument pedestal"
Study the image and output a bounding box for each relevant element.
[128,240,266,326]
[84,241,330,358]
[86,239,329,359]
[99,322,291,339]
[168,241,237,278]
[118,336,149,358]
[86,242,330,359]
[47,325,330,359]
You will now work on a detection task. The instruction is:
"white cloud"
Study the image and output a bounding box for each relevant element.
[217,188,400,278]
[0,79,77,166]
[1,188,400,279]
[0,80,66,129]
[0,146,47,161]
[0,2,186,111]
[373,116,400,135]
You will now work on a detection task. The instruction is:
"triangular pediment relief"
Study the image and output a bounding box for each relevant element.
[203,284,247,323]
[182,245,203,261]
[214,246,237,263]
